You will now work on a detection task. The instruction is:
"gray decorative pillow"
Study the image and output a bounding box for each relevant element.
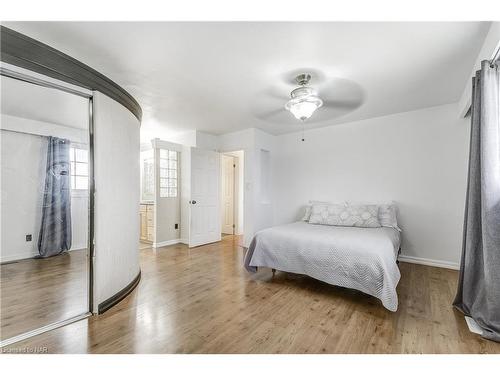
[301,205,312,221]
[309,203,381,228]
[378,203,401,231]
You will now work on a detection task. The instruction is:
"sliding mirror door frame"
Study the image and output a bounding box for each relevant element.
[0,63,95,347]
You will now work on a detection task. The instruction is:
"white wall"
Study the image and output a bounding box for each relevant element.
[163,128,273,246]
[1,114,88,143]
[150,105,469,269]
[168,130,197,148]
[195,131,218,151]
[458,22,500,116]
[218,128,276,246]
[167,130,218,150]
[140,147,154,202]
[1,117,88,262]
[93,92,140,310]
[273,103,470,267]
[180,145,191,244]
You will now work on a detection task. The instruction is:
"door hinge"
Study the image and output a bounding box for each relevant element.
[232,224,235,228]
[233,164,236,168]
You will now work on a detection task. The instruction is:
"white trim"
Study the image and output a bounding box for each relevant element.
[0,251,39,263]
[398,255,459,270]
[71,190,90,198]
[0,61,93,97]
[0,312,91,348]
[0,247,87,263]
[180,238,188,245]
[152,239,181,248]
[152,138,183,152]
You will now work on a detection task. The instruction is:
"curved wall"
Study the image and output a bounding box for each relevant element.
[0,26,143,314]
[93,92,141,311]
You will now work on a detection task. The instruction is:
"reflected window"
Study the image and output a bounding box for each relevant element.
[70,146,88,190]
[141,149,154,201]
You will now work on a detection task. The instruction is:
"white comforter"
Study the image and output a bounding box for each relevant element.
[244,221,401,311]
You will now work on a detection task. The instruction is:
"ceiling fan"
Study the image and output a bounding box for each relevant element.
[285,73,323,121]
[254,70,363,125]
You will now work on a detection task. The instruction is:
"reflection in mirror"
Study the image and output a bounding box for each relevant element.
[0,74,90,342]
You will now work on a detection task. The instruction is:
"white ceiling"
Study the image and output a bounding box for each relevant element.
[1,74,89,129]
[3,22,490,138]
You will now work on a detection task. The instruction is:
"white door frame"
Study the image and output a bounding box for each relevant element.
[221,154,236,235]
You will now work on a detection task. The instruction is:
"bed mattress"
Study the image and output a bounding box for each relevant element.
[244,221,401,311]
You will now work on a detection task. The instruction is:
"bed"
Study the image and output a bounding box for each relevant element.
[244,221,401,311]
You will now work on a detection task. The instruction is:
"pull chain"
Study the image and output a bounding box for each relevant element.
[301,123,305,142]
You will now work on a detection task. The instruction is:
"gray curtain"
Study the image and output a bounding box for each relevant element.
[37,136,72,258]
[453,60,500,342]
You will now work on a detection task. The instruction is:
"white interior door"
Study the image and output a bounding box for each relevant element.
[221,155,235,234]
[189,148,221,247]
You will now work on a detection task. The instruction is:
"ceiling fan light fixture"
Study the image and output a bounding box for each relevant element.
[285,75,323,121]
[285,100,321,121]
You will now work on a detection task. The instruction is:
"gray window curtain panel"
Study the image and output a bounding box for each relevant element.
[453,60,500,342]
[37,136,72,258]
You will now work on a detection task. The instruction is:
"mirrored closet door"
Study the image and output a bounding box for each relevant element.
[0,73,91,343]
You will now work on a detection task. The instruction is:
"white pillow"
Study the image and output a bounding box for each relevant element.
[347,201,401,231]
[301,200,343,221]
[309,203,381,228]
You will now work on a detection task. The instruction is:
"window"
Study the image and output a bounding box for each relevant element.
[141,150,154,201]
[159,149,178,198]
[69,146,88,190]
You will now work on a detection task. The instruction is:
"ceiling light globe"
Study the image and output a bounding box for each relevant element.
[288,101,318,121]
[285,95,323,121]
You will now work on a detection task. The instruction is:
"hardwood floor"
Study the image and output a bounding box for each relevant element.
[1,250,88,341]
[2,236,499,353]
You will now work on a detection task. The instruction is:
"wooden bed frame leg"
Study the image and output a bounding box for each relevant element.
[272,268,276,277]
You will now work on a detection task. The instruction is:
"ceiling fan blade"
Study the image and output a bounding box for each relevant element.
[318,78,364,102]
[252,73,364,125]
[257,108,285,120]
[321,99,362,110]
[263,86,289,101]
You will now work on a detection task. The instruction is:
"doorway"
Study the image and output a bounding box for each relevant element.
[220,151,244,237]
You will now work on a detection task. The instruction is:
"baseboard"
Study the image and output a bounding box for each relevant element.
[0,246,86,264]
[98,270,141,314]
[398,255,460,270]
[0,251,39,263]
[180,238,188,245]
[152,239,181,248]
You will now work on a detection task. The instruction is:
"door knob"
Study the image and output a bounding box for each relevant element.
[192,200,197,204]
[189,200,197,204]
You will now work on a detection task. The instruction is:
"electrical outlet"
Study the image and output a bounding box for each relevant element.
[174,223,178,230]
[26,234,32,242]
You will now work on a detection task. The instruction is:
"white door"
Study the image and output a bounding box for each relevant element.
[221,155,235,234]
[189,148,221,247]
